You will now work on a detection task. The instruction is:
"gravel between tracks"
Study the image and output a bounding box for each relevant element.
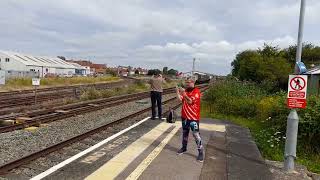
[0,94,176,166]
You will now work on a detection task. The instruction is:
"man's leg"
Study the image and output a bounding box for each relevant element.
[190,121,204,162]
[150,91,156,119]
[178,119,190,154]
[156,92,162,119]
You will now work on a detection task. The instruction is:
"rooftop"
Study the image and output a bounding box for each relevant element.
[0,50,78,69]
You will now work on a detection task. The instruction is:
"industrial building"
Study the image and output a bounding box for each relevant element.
[0,50,84,78]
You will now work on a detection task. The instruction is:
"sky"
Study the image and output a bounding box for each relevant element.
[1,0,320,75]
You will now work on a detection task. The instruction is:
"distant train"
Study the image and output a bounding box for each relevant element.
[194,72,213,85]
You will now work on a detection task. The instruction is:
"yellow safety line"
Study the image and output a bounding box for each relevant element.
[126,122,225,180]
[85,122,173,180]
[125,121,180,180]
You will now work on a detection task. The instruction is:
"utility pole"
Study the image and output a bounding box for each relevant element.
[284,0,306,172]
[192,58,196,76]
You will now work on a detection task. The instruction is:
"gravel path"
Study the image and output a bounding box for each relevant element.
[0,94,176,166]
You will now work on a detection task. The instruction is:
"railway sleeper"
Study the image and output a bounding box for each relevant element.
[54,110,70,114]
[15,117,32,124]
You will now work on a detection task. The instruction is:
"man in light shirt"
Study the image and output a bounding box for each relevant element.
[149,72,165,120]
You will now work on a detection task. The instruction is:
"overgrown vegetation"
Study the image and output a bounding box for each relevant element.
[231,43,320,92]
[202,80,320,173]
[79,79,177,101]
[80,80,148,100]
[1,76,120,91]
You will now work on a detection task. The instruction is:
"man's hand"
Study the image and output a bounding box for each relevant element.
[176,86,183,101]
[180,90,187,97]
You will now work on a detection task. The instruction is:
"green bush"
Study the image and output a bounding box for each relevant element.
[202,80,320,173]
[203,80,266,118]
[298,96,320,152]
[203,80,320,153]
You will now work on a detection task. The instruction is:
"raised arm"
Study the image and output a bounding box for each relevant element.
[176,86,183,101]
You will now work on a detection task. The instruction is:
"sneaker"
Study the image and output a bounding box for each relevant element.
[158,117,162,120]
[197,151,204,162]
[177,148,187,155]
[151,117,156,120]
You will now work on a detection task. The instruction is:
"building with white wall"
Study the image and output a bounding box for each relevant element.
[0,50,80,78]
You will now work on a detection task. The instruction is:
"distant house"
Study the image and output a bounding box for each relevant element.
[67,60,107,75]
[116,66,148,76]
[69,63,90,76]
[305,66,320,96]
[117,66,129,76]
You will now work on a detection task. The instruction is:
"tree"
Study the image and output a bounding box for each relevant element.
[105,69,117,77]
[167,69,178,76]
[282,43,320,67]
[231,50,260,79]
[162,67,168,74]
[135,70,140,75]
[231,44,292,91]
[147,69,161,75]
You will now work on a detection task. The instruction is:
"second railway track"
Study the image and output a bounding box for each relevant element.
[0,86,208,176]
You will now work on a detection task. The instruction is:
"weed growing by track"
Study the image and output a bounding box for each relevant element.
[1,76,120,91]
[79,80,176,101]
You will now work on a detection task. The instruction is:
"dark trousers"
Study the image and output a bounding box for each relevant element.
[150,91,162,119]
[181,118,203,152]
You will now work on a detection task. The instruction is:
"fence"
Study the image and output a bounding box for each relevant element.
[5,70,39,79]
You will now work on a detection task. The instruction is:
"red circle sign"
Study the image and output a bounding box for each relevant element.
[290,77,306,91]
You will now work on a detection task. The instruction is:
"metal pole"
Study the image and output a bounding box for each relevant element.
[284,0,306,172]
[192,58,195,77]
[34,85,37,105]
[295,0,306,64]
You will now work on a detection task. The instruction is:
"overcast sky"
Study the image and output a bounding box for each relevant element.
[1,0,320,75]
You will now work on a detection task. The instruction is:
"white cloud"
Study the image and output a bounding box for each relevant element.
[136,35,297,74]
[0,0,320,75]
[238,35,296,51]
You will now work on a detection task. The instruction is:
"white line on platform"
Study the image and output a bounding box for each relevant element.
[126,121,180,180]
[85,121,173,180]
[30,117,151,180]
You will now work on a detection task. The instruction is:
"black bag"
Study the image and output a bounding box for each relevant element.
[167,108,176,123]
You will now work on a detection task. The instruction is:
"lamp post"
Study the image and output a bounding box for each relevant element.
[284,0,306,172]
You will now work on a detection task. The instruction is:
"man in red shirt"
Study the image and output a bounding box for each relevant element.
[176,78,203,162]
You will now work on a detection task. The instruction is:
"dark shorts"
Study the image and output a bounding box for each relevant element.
[181,118,200,132]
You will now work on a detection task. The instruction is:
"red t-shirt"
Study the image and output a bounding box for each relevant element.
[181,87,201,120]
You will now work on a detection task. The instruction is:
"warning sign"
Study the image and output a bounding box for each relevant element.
[287,75,308,109]
[32,78,40,86]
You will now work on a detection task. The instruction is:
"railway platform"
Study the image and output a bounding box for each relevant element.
[27,117,272,180]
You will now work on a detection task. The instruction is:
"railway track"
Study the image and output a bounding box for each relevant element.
[0,86,208,175]
[0,85,208,133]
[0,79,134,110]
[0,88,176,133]
[0,97,179,175]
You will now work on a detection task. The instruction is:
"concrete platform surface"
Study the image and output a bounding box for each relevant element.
[32,118,272,180]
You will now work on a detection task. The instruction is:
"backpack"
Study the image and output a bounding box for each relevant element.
[167,108,177,123]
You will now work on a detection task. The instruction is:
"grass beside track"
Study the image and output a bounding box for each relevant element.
[79,80,179,101]
[0,76,121,91]
[201,107,320,174]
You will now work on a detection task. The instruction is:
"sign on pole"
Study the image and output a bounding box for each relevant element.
[0,70,5,85]
[287,75,308,109]
[32,78,40,86]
